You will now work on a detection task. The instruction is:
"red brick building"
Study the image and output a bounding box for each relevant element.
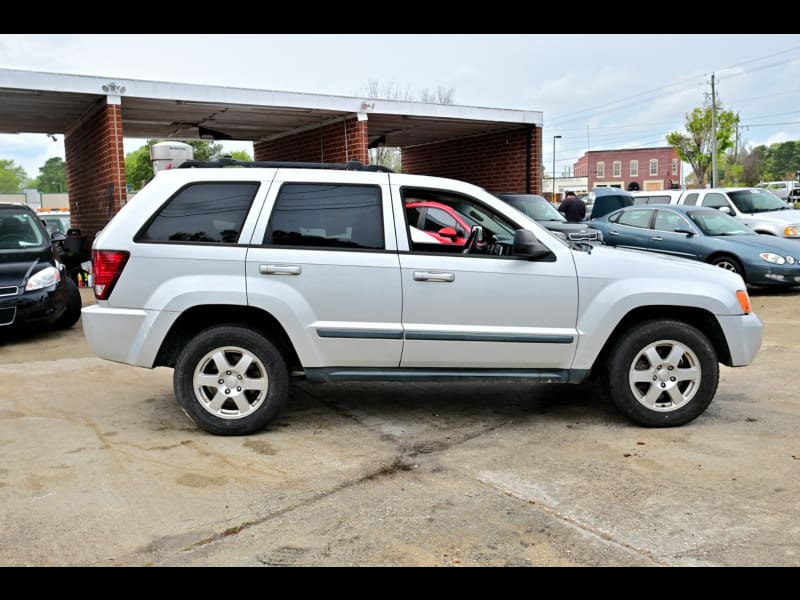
[574,147,681,191]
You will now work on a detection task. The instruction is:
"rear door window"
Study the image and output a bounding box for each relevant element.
[264,183,384,250]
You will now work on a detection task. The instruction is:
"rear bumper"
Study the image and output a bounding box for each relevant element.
[717,312,764,366]
[81,304,177,367]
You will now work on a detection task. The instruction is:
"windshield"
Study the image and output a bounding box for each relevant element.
[0,210,47,251]
[503,195,566,222]
[688,210,754,236]
[728,189,789,213]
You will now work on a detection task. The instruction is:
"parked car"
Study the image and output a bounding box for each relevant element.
[495,193,601,241]
[37,208,71,236]
[589,204,800,287]
[664,187,800,239]
[0,203,82,332]
[405,200,470,245]
[81,159,762,435]
[588,187,635,220]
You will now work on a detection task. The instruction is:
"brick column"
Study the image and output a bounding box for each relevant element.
[254,116,369,165]
[402,126,542,194]
[64,97,127,240]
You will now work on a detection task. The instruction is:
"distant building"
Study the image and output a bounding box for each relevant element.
[574,147,681,191]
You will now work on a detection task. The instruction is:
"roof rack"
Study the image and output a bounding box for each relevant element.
[177,158,394,173]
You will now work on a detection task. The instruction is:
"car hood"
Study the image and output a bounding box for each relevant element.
[0,248,50,286]
[740,208,800,224]
[574,244,744,288]
[713,233,800,255]
[540,221,602,241]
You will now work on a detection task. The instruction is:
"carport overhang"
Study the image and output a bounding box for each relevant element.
[0,68,543,237]
[0,67,542,148]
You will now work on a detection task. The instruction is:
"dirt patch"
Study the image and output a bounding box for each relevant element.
[176,474,227,488]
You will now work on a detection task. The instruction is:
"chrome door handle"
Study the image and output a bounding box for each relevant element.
[609,231,620,236]
[260,264,302,275]
[651,236,663,241]
[413,271,455,282]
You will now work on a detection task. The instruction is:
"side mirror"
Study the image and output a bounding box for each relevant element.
[673,227,695,237]
[50,232,66,243]
[718,206,732,214]
[437,226,459,239]
[513,229,552,260]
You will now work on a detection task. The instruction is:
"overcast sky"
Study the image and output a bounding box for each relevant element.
[2,34,800,181]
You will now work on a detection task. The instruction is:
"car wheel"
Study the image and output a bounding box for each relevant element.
[174,325,289,435]
[603,319,718,427]
[710,255,744,278]
[51,277,82,330]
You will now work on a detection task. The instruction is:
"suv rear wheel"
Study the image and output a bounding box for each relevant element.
[174,325,289,435]
[604,319,718,427]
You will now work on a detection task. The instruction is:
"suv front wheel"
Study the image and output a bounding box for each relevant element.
[604,319,719,427]
[174,325,289,435]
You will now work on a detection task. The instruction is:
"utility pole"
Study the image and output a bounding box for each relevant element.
[711,73,718,188]
[734,119,739,163]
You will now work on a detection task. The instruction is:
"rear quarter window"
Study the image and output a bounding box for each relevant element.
[136,182,259,244]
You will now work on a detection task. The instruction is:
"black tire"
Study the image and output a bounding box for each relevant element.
[174,325,289,436]
[52,277,82,330]
[603,319,718,427]
[709,255,744,279]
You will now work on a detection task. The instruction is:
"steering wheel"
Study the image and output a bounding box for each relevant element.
[462,225,484,255]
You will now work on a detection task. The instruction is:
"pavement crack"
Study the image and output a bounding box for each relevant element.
[474,476,673,567]
[179,454,418,555]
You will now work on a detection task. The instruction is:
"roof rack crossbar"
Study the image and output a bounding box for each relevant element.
[177,158,394,173]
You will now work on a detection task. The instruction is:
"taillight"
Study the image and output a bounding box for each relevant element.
[92,250,130,300]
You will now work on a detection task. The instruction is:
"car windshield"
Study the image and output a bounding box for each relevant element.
[502,195,566,222]
[40,214,70,235]
[728,189,789,213]
[688,210,755,236]
[0,210,48,252]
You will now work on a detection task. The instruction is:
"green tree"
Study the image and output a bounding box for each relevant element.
[227,150,253,161]
[760,141,800,181]
[0,159,29,192]
[666,105,739,186]
[124,145,154,191]
[125,139,226,191]
[33,156,68,192]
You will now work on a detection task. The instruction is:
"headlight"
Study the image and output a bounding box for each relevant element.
[25,266,61,291]
[760,252,786,265]
[787,256,796,265]
[784,225,800,237]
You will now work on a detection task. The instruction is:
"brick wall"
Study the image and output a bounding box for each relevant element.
[64,101,127,239]
[254,117,368,164]
[575,147,681,190]
[401,126,541,194]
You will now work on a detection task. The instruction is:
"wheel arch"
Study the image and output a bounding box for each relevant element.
[154,304,301,371]
[706,252,746,279]
[591,305,733,374]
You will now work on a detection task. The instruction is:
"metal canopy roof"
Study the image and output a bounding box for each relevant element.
[0,68,542,147]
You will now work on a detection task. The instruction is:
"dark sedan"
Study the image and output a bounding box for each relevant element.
[495,193,601,241]
[589,204,800,286]
[1,203,82,332]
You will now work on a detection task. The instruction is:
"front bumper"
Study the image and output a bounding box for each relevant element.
[0,284,68,328]
[717,312,764,367]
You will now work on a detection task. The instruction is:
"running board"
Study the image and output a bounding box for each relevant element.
[302,368,590,384]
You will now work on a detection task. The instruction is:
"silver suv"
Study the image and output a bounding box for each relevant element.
[81,160,764,435]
